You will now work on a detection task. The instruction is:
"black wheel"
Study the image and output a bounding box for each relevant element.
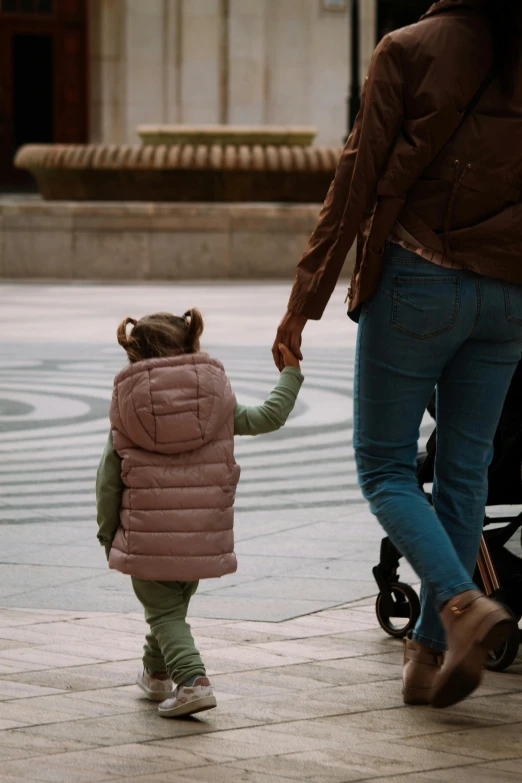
[375,582,421,638]
[485,624,520,672]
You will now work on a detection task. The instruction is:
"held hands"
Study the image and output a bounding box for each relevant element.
[272,310,307,371]
[278,344,301,372]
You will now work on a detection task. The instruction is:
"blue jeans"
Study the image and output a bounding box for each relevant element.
[354,243,522,650]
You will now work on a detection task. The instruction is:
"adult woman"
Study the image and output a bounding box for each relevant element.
[273,0,522,709]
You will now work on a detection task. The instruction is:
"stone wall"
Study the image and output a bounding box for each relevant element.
[0,200,355,281]
[88,0,377,149]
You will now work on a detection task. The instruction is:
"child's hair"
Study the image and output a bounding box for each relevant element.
[116,309,204,363]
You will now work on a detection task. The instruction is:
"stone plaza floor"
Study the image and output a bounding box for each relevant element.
[0,282,521,782]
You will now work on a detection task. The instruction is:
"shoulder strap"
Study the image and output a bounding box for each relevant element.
[463,67,495,119]
[446,67,495,146]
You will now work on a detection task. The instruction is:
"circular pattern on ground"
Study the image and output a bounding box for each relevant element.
[0,346,359,524]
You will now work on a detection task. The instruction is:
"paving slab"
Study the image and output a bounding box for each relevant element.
[0,604,519,781]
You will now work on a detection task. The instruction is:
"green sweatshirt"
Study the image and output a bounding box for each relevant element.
[96,366,304,556]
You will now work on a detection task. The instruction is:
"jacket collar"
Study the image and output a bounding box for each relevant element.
[422,0,488,20]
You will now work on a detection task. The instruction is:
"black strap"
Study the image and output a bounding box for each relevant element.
[446,68,495,146]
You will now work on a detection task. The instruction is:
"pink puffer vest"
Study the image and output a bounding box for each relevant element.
[108,354,240,581]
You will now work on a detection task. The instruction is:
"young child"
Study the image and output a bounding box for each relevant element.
[96,309,303,718]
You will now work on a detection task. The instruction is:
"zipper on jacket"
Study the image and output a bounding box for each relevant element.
[443,160,472,256]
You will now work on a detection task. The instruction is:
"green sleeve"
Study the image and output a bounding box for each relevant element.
[234,366,304,436]
[96,430,124,559]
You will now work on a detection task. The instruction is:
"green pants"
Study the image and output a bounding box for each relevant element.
[131,577,205,685]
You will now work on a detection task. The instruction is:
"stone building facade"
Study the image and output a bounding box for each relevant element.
[88,0,377,148]
[0,0,430,279]
[0,0,433,189]
[0,0,388,188]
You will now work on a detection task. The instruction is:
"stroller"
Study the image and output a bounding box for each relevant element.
[373,362,522,671]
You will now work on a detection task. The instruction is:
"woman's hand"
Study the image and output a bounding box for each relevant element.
[279,344,301,372]
[272,311,307,371]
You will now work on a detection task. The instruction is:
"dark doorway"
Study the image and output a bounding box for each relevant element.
[13,34,54,149]
[0,0,87,191]
[378,0,432,40]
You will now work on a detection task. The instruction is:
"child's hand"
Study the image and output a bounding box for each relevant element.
[279,344,301,371]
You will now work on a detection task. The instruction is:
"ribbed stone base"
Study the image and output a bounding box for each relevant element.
[0,199,354,280]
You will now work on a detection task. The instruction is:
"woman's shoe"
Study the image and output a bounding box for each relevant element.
[432,589,516,709]
[402,638,444,705]
[158,676,217,718]
[136,667,174,702]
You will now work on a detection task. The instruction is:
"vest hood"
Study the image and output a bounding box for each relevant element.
[110,353,236,455]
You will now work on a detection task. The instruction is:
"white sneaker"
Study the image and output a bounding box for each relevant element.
[136,667,174,702]
[158,676,217,718]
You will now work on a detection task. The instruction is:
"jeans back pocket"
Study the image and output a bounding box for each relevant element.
[503,282,522,326]
[392,276,460,339]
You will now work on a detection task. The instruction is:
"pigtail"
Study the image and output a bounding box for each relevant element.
[183,309,204,354]
[116,317,140,362]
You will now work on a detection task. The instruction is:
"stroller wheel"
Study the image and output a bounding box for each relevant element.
[485,622,520,672]
[375,582,420,638]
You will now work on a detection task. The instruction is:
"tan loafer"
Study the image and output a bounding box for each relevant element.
[403,638,444,705]
[432,589,516,709]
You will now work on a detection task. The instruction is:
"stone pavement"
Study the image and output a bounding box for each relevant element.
[0,602,521,783]
[0,281,521,782]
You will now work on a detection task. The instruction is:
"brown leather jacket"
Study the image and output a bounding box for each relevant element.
[288,0,522,319]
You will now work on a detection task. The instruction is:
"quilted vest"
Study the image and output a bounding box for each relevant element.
[108,353,240,581]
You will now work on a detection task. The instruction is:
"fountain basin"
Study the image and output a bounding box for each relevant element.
[14,143,341,202]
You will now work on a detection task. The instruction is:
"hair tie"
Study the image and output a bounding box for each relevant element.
[130,318,137,325]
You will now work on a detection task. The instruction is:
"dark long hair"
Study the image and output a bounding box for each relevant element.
[485,0,522,94]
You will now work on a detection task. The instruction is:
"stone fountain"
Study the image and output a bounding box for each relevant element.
[14,125,339,203]
[1,126,349,280]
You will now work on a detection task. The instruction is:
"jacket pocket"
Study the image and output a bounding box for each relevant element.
[392,276,460,339]
[503,282,522,326]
